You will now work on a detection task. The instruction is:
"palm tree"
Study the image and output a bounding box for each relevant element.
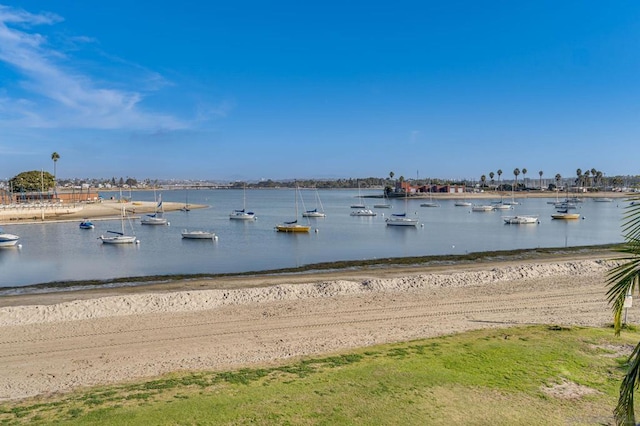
[51,152,60,196]
[522,168,528,189]
[555,173,562,191]
[576,168,582,189]
[539,170,544,190]
[489,172,495,187]
[591,168,597,188]
[497,169,503,190]
[584,170,591,189]
[607,200,640,425]
[480,175,486,188]
[513,168,520,191]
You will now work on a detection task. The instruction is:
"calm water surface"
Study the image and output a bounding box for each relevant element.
[0,189,630,290]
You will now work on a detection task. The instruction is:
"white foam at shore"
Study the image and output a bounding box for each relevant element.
[0,259,616,327]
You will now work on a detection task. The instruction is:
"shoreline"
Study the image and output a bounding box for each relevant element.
[0,245,620,304]
[0,199,207,225]
[0,247,624,401]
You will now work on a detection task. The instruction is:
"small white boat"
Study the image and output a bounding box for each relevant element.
[230,185,257,220]
[141,214,168,225]
[350,209,376,216]
[302,208,326,218]
[454,201,472,207]
[100,206,138,244]
[350,180,367,208]
[420,201,440,208]
[471,205,494,212]
[141,193,168,225]
[492,203,512,210]
[229,209,257,220]
[181,230,216,239]
[0,228,20,247]
[385,213,418,226]
[593,197,614,202]
[503,215,538,224]
[302,188,326,217]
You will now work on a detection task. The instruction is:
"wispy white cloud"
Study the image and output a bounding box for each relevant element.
[0,4,188,131]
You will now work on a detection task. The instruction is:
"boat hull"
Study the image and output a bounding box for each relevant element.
[141,217,168,225]
[229,212,256,220]
[275,224,311,233]
[471,205,494,212]
[100,235,137,244]
[181,230,215,239]
[350,209,376,216]
[302,212,326,217]
[551,213,581,220]
[386,218,419,226]
[0,233,20,247]
[503,216,538,224]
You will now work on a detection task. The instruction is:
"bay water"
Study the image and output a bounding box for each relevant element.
[0,189,629,291]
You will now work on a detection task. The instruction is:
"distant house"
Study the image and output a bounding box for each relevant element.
[395,182,465,194]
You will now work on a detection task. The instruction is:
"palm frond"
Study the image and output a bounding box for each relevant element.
[606,253,640,335]
[615,341,640,425]
[609,198,640,424]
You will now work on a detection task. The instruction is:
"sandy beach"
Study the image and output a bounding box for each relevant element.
[0,248,625,402]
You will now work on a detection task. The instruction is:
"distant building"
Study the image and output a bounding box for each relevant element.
[395,182,465,194]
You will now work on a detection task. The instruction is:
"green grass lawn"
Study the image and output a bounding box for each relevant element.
[1,325,637,425]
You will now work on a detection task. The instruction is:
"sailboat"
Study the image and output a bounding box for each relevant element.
[0,227,20,247]
[276,186,311,232]
[100,205,138,244]
[302,187,326,217]
[420,182,440,207]
[180,189,190,211]
[229,185,256,220]
[374,190,392,208]
[386,188,419,226]
[141,192,168,225]
[454,192,472,206]
[350,181,366,208]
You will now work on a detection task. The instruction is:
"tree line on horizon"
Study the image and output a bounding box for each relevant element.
[3,152,638,193]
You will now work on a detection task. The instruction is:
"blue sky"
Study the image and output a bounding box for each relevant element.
[1,1,639,182]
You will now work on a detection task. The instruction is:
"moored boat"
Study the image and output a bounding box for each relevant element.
[181,230,216,239]
[350,209,376,216]
[276,185,311,233]
[551,211,581,220]
[385,213,419,226]
[503,215,538,224]
[141,193,168,225]
[471,205,494,212]
[0,228,20,247]
[79,219,95,229]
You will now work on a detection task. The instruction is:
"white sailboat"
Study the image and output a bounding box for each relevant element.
[180,189,190,211]
[386,188,418,226]
[276,186,311,232]
[302,187,326,217]
[350,180,366,208]
[141,192,168,225]
[181,230,216,239]
[100,205,138,244]
[0,227,20,247]
[230,185,256,220]
[420,183,440,207]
